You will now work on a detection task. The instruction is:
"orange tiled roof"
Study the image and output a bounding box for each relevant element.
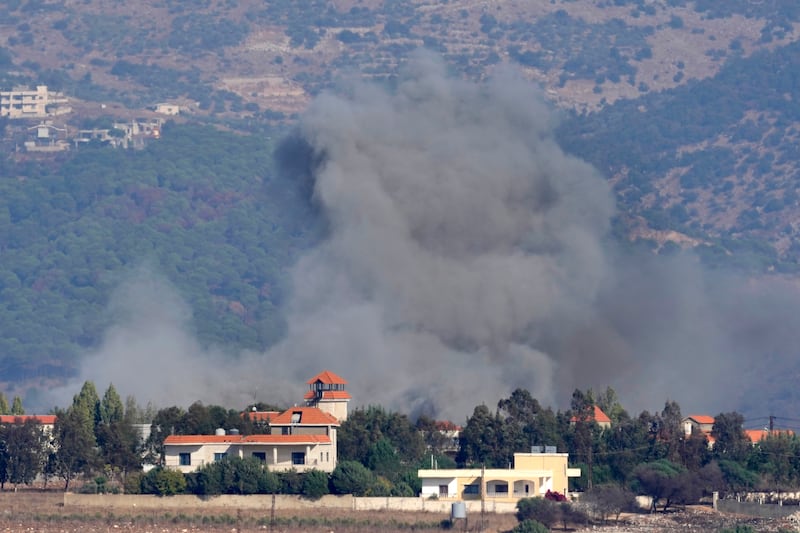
[164,435,242,445]
[0,415,57,425]
[686,415,715,425]
[306,370,348,385]
[570,406,611,425]
[163,434,331,445]
[269,406,339,426]
[303,390,352,400]
[435,420,462,431]
[243,434,331,444]
[745,429,795,443]
[593,405,611,424]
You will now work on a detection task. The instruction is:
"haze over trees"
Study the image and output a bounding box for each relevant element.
[3,379,800,519]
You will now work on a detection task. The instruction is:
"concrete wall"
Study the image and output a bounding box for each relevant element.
[716,498,800,519]
[63,493,517,514]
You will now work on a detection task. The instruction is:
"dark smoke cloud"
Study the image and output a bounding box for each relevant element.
[269,52,616,419]
[47,52,800,422]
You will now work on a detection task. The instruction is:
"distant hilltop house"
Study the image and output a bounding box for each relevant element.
[154,103,181,116]
[163,370,350,474]
[1,85,71,119]
[418,448,581,503]
[681,414,794,447]
[569,405,612,429]
[0,414,57,436]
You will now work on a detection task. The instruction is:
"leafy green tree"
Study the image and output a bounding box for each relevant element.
[72,381,100,441]
[10,396,24,415]
[718,459,758,495]
[516,497,558,529]
[582,484,635,522]
[2,419,45,488]
[278,469,304,494]
[52,407,100,490]
[594,387,628,424]
[302,469,330,499]
[141,466,186,495]
[712,412,750,463]
[100,383,124,425]
[338,406,426,472]
[632,459,699,511]
[457,404,507,467]
[330,460,374,496]
[0,393,9,415]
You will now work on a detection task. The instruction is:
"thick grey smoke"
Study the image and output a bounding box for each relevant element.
[269,52,615,419]
[47,52,800,422]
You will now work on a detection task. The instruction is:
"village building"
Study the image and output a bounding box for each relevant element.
[418,450,581,503]
[163,371,349,474]
[570,405,612,429]
[1,85,70,119]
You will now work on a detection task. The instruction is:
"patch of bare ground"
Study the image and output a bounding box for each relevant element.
[574,506,795,533]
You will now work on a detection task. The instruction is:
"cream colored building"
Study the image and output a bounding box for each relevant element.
[164,432,336,473]
[164,370,350,474]
[304,370,351,422]
[1,85,70,119]
[418,452,581,503]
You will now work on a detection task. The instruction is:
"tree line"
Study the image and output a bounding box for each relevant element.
[2,381,799,510]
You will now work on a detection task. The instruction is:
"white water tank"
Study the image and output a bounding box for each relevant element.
[215,428,226,436]
[451,501,467,520]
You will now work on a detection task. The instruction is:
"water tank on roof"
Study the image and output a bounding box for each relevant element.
[451,501,467,520]
[215,428,226,436]
[228,428,240,435]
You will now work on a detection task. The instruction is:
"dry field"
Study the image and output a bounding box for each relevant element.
[0,490,519,533]
[0,491,796,533]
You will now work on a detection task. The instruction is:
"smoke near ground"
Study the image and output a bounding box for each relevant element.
[47,52,800,421]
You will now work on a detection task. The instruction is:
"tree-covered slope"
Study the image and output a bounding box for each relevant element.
[0,123,319,381]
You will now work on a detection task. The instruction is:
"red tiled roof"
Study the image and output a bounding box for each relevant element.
[163,434,331,445]
[434,421,462,431]
[303,390,352,400]
[745,429,795,443]
[570,406,611,425]
[164,435,242,445]
[244,434,331,444]
[306,370,348,385]
[593,406,611,424]
[269,406,339,426]
[686,415,715,425]
[0,415,56,425]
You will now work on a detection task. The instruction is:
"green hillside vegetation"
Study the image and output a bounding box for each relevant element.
[558,40,800,271]
[0,122,319,380]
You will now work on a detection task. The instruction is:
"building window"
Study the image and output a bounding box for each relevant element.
[291,452,305,465]
[252,452,266,462]
[214,452,227,462]
[179,453,191,466]
[282,427,290,435]
[439,485,448,497]
[494,484,508,494]
[463,484,480,495]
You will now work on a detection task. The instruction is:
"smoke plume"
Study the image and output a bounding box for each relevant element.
[47,52,800,422]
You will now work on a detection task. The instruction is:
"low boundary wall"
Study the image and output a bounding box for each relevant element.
[63,494,517,514]
[716,498,800,520]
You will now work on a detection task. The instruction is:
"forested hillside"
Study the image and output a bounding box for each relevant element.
[0,123,320,381]
[1,0,800,412]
